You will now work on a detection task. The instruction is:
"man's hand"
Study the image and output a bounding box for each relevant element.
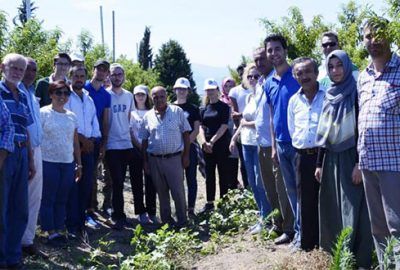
[231,111,242,120]
[271,147,279,166]
[352,164,362,185]
[143,160,150,175]
[75,166,82,182]
[28,159,36,180]
[202,142,213,153]
[315,168,322,183]
[182,154,190,169]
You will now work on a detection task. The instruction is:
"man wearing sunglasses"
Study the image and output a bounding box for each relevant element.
[318,31,359,86]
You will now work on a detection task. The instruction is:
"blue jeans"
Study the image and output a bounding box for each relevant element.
[185,144,198,209]
[242,144,271,219]
[0,146,28,265]
[277,142,300,240]
[40,161,75,232]
[66,153,95,232]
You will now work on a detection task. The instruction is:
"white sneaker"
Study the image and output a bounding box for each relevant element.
[86,216,100,229]
[249,223,263,235]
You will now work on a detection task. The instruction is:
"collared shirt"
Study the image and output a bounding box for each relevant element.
[287,85,325,149]
[139,105,191,155]
[19,82,42,147]
[0,81,33,143]
[357,52,400,172]
[0,97,15,152]
[84,81,111,134]
[65,89,101,139]
[255,72,273,147]
[265,67,300,143]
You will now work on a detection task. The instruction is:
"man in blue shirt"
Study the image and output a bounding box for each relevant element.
[84,59,112,227]
[19,57,43,257]
[264,34,301,249]
[254,47,294,239]
[288,57,325,251]
[0,53,35,269]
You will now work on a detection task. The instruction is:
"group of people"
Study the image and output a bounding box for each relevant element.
[0,17,399,270]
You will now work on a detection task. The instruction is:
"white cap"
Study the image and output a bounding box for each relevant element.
[70,52,84,62]
[173,77,191,89]
[204,78,219,90]
[133,85,149,95]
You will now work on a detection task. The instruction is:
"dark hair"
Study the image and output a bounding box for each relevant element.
[53,53,71,65]
[236,63,246,73]
[264,34,288,50]
[48,80,70,95]
[292,57,319,75]
[321,31,339,43]
[134,94,153,110]
[69,66,88,77]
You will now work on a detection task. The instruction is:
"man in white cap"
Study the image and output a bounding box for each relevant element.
[70,52,85,68]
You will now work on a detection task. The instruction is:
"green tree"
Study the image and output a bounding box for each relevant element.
[138,26,153,70]
[116,55,160,91]
[84,44,111,76]
[260,6,329,62]
[5,18,62,79]
[13,0,38,27]
[77,29,94,56]
[154,40,200,105]
[0,11,8,54]
[336,0,370,69]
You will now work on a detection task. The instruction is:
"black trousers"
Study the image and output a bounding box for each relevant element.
[128,148,157,216]
[204,136,235,202]
[295,150,320,250]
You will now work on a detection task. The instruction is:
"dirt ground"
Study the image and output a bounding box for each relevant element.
[24,169,331,269]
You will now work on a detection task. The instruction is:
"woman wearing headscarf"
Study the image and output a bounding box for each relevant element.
[314,50,372,269]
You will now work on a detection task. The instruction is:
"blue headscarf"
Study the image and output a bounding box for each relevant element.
[316,50,357,152]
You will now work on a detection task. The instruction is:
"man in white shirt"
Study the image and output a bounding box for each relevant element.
[65,66,101,237]
[288,57,325,251]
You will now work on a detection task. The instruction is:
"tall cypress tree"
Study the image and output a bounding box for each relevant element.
[154,39,200,106]
[138,26,153,70]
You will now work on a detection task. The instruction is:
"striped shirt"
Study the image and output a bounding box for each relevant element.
[0,81,33,143]
[139,105,191,155]
[357,53,400,172]
[0,97,15,152]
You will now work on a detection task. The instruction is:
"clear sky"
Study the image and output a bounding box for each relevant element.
[0,0,385,68]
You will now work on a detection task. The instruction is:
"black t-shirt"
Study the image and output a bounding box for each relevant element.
[200,100,230,141]
[175,102,200,131]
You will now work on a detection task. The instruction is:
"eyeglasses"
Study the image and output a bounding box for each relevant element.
[56,62,71,67]
[322,41,337,48]
[54,90,71,97]
[247,74,260,80]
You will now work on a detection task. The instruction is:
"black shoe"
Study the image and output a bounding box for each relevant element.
[47,234,67,247]
[22,244,38,256]
[274,233,293,245]
[198,203,214,214]
[112,219,126,231]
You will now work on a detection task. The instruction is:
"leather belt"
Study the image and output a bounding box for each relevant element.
[149,151,181,159]
[296,147,318,155]
[14,141,27,148]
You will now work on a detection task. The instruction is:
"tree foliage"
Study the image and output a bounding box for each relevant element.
[13,0,38,27]
[0,11,8,54]
[154,40,200,105]
[77,29,94,56]
[260,6,329,63]
[138,26,153,70]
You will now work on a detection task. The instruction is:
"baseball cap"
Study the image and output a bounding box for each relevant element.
[173,77,191,89]
[71,52,84,62]
[94,59,110,69]
[204,78,219,90]
[133,85,149,95]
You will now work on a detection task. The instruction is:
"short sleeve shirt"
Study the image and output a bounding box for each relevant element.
[229,85,253,112]
[40,106,78,163]
[265,68,300,143]
[200,100,230,141]
[175,102,200,131]
[139,105,191,155]
[84,81,111,134]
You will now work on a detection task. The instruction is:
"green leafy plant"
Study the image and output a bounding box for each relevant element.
[330,227,355,270]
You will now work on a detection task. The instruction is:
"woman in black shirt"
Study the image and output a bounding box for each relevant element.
[199,78,235,212]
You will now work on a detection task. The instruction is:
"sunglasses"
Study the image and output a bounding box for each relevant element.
[54,90,71,97]
[247,74,260,80]
[322,41,337,48]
